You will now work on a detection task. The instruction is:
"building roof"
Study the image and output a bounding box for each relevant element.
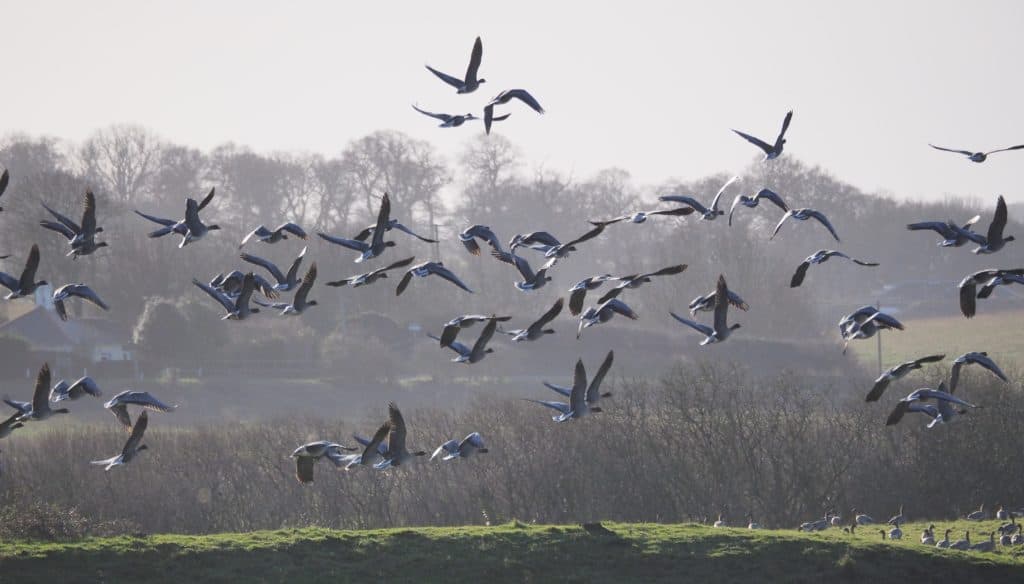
[0,305,127,351]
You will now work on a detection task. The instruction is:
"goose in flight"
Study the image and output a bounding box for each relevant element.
[239,246,307,292]
[542,350,614,403]
[326,256,415,288]
[104,390,177,431]
[40,190,107,258]
[976,271,1024,301]
[490,250,556,291]
[347,422,390,470]
[318,193,394,262]
[865,354,945,402]
[929,143,1024,163]
[91,411,150,471]
[839,308,903,352]
[429,317,498,363]
[670,275,740,345]
[239,222,307,248]
[15,364,69,422]
[732,110,793,160]
[973,195,1015,254]
[568,275,615,316]
[958,268,1024,318]
[950,352,1008,393]
[49,376,102,403]
[907,215,984,247]
[658,176,740,220]
[352,219,437,244]
[396,261,473,296]
[597,264,688,304]
[0,244,47,299]
[771,208,840,242]
[210,270,279,300]
[437,314,511,348]
[291,441,358,483]
[0,411,23,439]
[135,187,216,239]
[508,231,561,254]
[459,225,503,256]
[589,206,694,227]
[431,432,488,461]
[499,297,564,343]
[525,358,606,422]
[885,383,977,427]
[176,196,221,248]
[728,188,790,226]
[0,169,7,211]
[255,263,318,315]
[577,298,638,339]
[52,283,108,321]
[688,287,749,317]
[193,272,261,320]
[484,89,545,134]
[790,250,878,288]
[425,36,485,94]
[411,104,509,128]
[543,224,607,259]
[375,402,428,469]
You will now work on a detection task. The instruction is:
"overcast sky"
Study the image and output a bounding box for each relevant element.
[3,1,1022,202]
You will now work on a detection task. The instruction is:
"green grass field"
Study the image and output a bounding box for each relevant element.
[2,521,1022,583]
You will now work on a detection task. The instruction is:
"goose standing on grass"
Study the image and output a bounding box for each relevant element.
[396,261,473,296]
[866,354,945,402]
[577,298,639,339]
[49,376,102,402]
[937,529,952,548]
[104,390,177,431]
[429,317,498,364]
[0,412,24,439]
[597,264,688,304]
[670,275,740,346]
[425,36,485,94]
[771,208,840,242]
[950,352,1008,393]
[906,215,984,247]
[290,441,358,484]
[728,188,790,226]
[0,244,47,299]
[40,190,107,258]
[239,222,307,248]
[375,403,428,469]
[790,250,878,288]
[0,168,8,210]
[135,187,216,239]
[16,364,69,423]
[318,193,394,263]
[490,250,555,291]
[929,143,1024,163]
[193,272,261,320]
[484,89,544,134]
[543,350,614,403]
[52,283,108,321]
[974,195,1015,254]
[958,268,1024,317]
[525,359,606,422]
[255,263,318,316]
[732,110,793,160]
[240,246,307,292]
[499,298,564,343]
[431,432,488,461]
[658,176,740,220]
[326,256,416,288]
[437,314,511,348]
[459,225,503,256]
[589,206,694,227]
[91,411,149,471]
[885,383,977,428]
[568,275,615,316]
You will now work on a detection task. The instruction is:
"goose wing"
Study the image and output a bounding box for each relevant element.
[239,226,273,247]
[885,401,911,426]
[412,104,454,123]
[183,198,202,231]
[461,225,501,255]
[67,376,102,399]
[193,278,236,313]
[292,263,317,309]
[669,312,714,337]
[807,210,840,242]
[41,201,81,233]
[491,249,535,281]
[424,65,464,89]
[712,275,730,335]
[469,318,498,360]
[196,187,216,211]
[40,220,76,240]
[66,284,109,311]
[0,272,17,293]
[528,297,565,335]
[776,110,793,143]
[602,298,638,320]
[958,275,978,318]
[317,232,370,252]
[495,89,545,113]
[543,381,573,398]
[770,211,795,239]
[929,144,973,156]
[390,222,437,242]
[985,195,1008,246]
[569,359,587,414]
[754,188,790,212]
[426,263,472,293]
[984,144,1024,155]
[465,36,483,85]
[658,195,708,214]
[710,176,740,212]
[18,245,41,293]
[395,268,415,296]
[295,456,315,483]
[30,363,51,416]
[586,350,614,403]
[790,261,811,288]
[121,411,148,457]
[134,209,177,227]
[370,193,391,251]
[907,221,956,239]
[431,439,460,461]
[386,402,408,456]
[568,286,590,317]
[0,169,7,201]
[732,129,773,154]
[562,223,606,249]
[79,191,98,237]
[642,264,688,279]
[522,398,571,415]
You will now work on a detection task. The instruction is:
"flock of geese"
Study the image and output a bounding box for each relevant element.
[0,36,1021,541]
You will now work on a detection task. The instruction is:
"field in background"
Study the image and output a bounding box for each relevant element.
[3,521,1022,583]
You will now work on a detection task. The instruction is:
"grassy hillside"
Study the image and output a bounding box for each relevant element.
[2,521,1022,584]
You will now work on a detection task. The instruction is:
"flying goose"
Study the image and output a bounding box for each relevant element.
[318,193,394,262]
[790,250,878,288]
[0,244,48,299]
[907,215,984,247]
[543,224,607,259]
[589,206,694,227]
[174,196,221,248]
[239,222,307,248]
[866,354,945,402]
[839,307,903,351]
[239,246,307,292]
[91,411,149,471]
[104,390,177,431]
[431,432,488,461]
[290,441,358,483]
[353,219,438,244]
[210,270,279,300]
[524,359,604,422]
[966,504,988,521]
[255,263,318,315]
[347,422,391,470]
[658,176,740,220]
[490,250,555,291]
[976,271,1024,300]
[52,284,109,321]
[135,187,216,239]
[437,314,511,348]
[567,275,615,316]
[411,104,509,128]
[508,231,561,254]
[395,261,473,296]
[459,225,504,256]
[375,402,428,469]
[499,297,564,342]
[326,256,416,288]
[688,287,749,316]
[929,143,1024,163]
[193,272,261,320]
[0,411,24,439]
[484,89,545,134]
[49,376,102,402]
[543,350,614,403]
[0,168,7,211]
[429,317,498,363]
[885,383,977,427]
[973,195,1015,254]
[597,264,688,304]
[728,188,790,226]
[577,298,639,339]
[771,208,840,242]
[425,36,485,94]
[950,352,1008,393]
[16,364,69,422]
[957,268,1024,318]
[670,275,740,346]
[40,190,107,258]
[732,110,793,160]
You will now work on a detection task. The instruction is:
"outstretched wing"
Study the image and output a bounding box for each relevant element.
[193,278,236,313]
[808,210,840,242]
[529,297,565,333]
[790,261,811,288]
[929,144,973,156]
[465,36,483,84]
[240,252,286,284]
[424,64,464,89]
[732,129,773,154]
[412,104,454,123]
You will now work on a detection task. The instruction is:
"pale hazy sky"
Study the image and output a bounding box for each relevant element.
[3,1,1022,202]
